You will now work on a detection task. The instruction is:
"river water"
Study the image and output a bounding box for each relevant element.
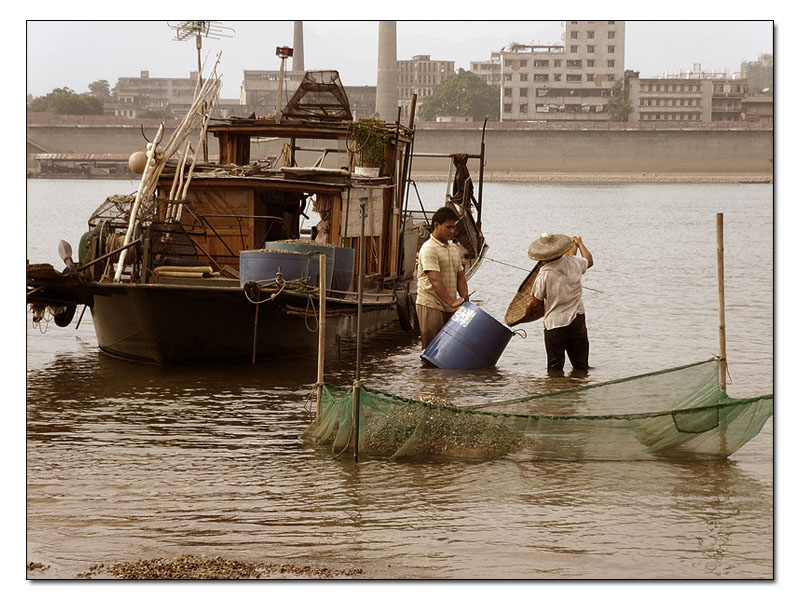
[25,178,774,581]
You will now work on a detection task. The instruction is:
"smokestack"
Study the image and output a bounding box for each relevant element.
[375,21,398,120]
[293,21,304,72]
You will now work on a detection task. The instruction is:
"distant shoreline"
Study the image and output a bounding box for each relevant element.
[412,172,773,184]
[27,172,774,184]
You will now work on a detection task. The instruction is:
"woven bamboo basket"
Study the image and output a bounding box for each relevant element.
[504,243,576,326]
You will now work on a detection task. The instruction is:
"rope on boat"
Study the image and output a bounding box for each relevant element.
[243,274,287,304]
[30,305,51,334]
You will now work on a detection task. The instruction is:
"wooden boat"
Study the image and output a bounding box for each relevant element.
[26,70,488,363]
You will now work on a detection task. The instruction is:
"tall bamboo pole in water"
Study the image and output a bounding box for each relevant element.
[717,213,727,391]
[316,254,327,419]
[353,197,367,462]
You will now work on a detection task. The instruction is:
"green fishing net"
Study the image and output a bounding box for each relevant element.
[303,359,773,461]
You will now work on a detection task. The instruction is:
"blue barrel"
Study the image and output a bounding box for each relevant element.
[264,241,335,290]
[332,246,355,291]
[421,301,514,369]
[239,250,309,286]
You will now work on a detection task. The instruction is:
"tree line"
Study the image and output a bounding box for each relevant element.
[27,71,633,121]
[27,79,171,118]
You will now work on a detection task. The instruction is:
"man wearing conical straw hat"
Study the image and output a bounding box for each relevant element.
[525,233,594,373]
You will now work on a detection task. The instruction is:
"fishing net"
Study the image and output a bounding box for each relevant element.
[303,359,773,461]
[282,70,353,121]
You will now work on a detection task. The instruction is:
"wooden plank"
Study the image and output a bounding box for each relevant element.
[341,188,383,238]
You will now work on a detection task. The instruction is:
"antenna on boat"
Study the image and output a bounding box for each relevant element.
[169,21,235,85]
[169,21,235,159]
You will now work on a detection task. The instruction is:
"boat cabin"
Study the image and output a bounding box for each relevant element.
[152,83,414,287]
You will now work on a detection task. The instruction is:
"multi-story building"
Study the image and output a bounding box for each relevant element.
[498,21,626,121]
[629,76,747,123]
[710,79,748,122]
[740,53,773,95]
[470,52,502,87]
[344,86,378,120]
[111,70,201,118]
[741,95,773,123]
[398,55,455,121]
[239,69,307,113]
[239,70,376,119]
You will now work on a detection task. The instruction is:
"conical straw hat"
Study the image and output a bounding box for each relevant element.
[527,232,575,261]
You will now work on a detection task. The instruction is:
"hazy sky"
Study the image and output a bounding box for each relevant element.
[26,20,774,99]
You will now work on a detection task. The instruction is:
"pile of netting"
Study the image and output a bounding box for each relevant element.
[303,359,773,461]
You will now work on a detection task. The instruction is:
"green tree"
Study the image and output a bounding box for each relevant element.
[607,79,632,122]
[418,68,500,122]
[28,87,104,115]
[88,79,112,102]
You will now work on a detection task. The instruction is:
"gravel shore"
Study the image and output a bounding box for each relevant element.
[29,555,367,580]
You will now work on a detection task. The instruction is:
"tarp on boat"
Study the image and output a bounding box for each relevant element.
[303,359,773,461]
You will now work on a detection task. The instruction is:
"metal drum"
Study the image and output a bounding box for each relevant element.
[332,246,355,291]
[264,241,335,290]
[421,301,514,369]
[239,250,309,286]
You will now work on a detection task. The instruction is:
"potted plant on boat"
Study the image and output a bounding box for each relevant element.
[348,117,387,177]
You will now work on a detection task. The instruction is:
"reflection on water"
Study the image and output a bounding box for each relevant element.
[26,180,773,579]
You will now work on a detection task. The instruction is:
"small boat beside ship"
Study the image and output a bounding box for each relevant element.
[26,68,488,364]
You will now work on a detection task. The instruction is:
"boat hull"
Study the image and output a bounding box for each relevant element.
[86,282,400,364]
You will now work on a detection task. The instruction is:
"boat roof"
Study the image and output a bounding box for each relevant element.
[207,117,413,144]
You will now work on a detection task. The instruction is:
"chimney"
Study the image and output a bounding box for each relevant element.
[375,21,398,120]
[293,21,304,72]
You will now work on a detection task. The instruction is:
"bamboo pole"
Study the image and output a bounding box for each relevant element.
[353,197,367,462]
[251,288,260,365]
[717,212,727,391]
[114,124,164,282]
[167,140,190,216]
[112,60,223,282]
[316,254,327,419]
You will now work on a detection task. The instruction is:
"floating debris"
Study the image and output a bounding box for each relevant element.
[76,554,364,580]
[27,561,50,573]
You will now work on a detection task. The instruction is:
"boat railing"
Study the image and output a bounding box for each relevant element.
[175,213,295,261]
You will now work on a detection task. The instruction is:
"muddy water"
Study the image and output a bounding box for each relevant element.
[25,179,773,579]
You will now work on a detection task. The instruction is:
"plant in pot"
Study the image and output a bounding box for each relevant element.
[348,117,387,177]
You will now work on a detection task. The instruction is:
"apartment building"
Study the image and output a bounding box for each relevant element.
[240,70,377,119]
[239,69,307,111]
[741,96,773,123]
[111,70,201,118]
[740,53,773,95]
[629,76,747,123]
[398,55,455,121]
[470,52,502,87]
[499,21,626,122]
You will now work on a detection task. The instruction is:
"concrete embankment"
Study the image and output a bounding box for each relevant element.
[27,115,773,180]
[412,171,773,184]
[412,122,773,176]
